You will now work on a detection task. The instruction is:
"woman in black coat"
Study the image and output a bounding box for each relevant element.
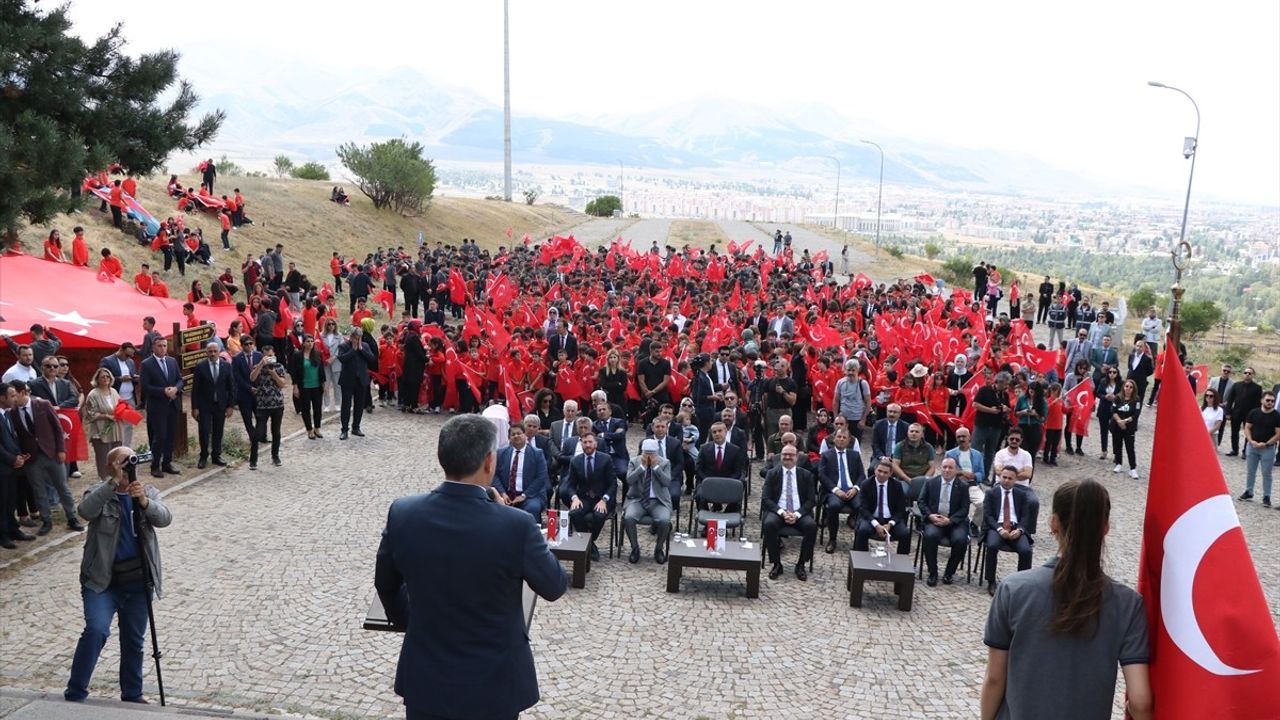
[400,328,428,413]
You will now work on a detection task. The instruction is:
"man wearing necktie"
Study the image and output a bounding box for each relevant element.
[920,458,971,586]
[191,342,234,469]
[853,460,911,555]
[0,384,36,547]
[559,433,614,561]
[818,428,865,553]
[622,439,672,565]
[982,467,1039,596]
[491,424,548,521]
[761,445,817,581]
[139,337,184,478]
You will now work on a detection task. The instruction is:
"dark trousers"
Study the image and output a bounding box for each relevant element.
[923,523,969,577]
[16,470,37,518]
[250,407,283,464]
[1043,429,1062,462]
[1036,296,1051,323]
[762,512,816,565]
[457,380,478,414]
[568,505,608,543]
[400,377,422,411]
[332,274,342,293]
[407,709,517,720]
[404,294,419,318]
[429,375,444,410]
[220,229,230,250]
[110,205,123,228]
[1020,424,1042,460]
[146,404,175,470]
[985,530,1032,583]
[1230,416,1246,454]
[1111,423,1136,469]
[971,425,1004,484]
[825,494,858,543]
[237,397,257,441]
[196,404,227,461]
[1148,379,1162,406]
[298,387,323,431]
[1,474,18,539]
[853,518,911,554]
[340,384,364,432]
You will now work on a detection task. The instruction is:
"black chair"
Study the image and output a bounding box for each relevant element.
[913,525,974,584]
[758,506,816,571]
[971,533,1029,586]
[689,476,745,539]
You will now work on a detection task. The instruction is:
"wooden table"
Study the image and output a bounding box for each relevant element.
[365,584,537,632]
[846,550,915,611]
[666,539,761,598]
[548,532,591,589]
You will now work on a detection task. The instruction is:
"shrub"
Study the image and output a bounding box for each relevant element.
[291,162,330,181]
[584,195,621,217]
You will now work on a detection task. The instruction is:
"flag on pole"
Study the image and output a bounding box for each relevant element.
[1137,344,1280,718]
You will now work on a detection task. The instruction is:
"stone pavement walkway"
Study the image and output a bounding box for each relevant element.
[1,385,1276,719]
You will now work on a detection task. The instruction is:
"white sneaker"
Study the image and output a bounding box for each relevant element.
[1129,469,1139,479]
[1113,464,1123,473]
[71,471,82,479]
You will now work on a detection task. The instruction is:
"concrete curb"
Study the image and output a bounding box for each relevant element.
[0,688,313,718]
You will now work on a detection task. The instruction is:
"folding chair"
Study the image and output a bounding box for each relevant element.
[690,476,745,539]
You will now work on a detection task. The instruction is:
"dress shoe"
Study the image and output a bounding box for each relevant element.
[313,430,323,439]
[351,429,365,437]
[942,574,954,585]
[988,582,997,597]
[1239,491,1254,501]
[1265,497,1272,507]
[0,538,16,549]
[340,431,349,440]
[67,521,85,532]
[629,547,640,564]
[211,459,227,467]
[12,531,34,542]
[824,541,836,554]
[162,466,181,475]
[768,563,784,580]
[272,458,282,467]
[927,573,938,587]
[196,459,207,469]
[38,523,52,536]
[249,463,258,471]
[588,543,600,561]
[150,470,164,478]
[795,564,808,581]
[122,696,148,704]
[18,517,38,528]
[655,547,667,565]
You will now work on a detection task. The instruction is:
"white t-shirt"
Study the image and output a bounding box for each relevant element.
[994,447,1035,486]
[1201,406,1224,432]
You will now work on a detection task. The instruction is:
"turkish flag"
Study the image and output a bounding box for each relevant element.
[56,409,89,463]
[1023,345,1058,375]
[914,273,936,287]
[1138,346,1280,718]
[1067,379,1095,436]
[1188,364,1210,392]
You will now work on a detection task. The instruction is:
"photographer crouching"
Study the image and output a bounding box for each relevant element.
[65,446,171,704]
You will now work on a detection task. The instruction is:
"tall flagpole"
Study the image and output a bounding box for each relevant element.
[502,0,513,202]
[1147,81,1199,355]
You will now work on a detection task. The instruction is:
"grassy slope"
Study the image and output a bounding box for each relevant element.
[16,174,584,293]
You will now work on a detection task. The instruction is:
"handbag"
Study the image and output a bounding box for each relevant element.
[111,556,145,586]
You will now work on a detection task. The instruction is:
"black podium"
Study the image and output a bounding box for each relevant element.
[364,584,538,633]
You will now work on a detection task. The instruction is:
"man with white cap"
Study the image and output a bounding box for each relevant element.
[622,438,673,564]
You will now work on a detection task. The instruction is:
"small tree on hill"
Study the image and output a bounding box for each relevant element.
[273,155,295,178]
[923,242,942,260]
[335,138,436,215]
[585,195,621,217]
[0,1,222,243]
[217,154,244,177]
[290,162,330,181]
[523,189,540,205]
[1128,286,1159,313]
[1181,299,1223,339]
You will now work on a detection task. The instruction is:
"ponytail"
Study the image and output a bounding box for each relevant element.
[1051,478,1110,636]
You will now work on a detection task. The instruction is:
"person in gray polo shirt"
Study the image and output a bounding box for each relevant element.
[980,478,1151,720]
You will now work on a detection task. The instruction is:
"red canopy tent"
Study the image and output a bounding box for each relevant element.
[0,254,240,349]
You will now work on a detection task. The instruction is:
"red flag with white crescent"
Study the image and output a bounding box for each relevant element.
[1067,378,1096,436]
[1138,346,1280,718]
[56,409,89,463]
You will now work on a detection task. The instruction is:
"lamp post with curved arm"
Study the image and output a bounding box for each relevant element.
[1147,81,1200,353]
[860,140,884,257]
[823,155,841,242]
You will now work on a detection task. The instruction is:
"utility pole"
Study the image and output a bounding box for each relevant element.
[502,0,512,202]
[618,160,624,215]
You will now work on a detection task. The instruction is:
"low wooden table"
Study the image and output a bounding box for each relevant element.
[548,532,591,589]
[666,540,761,598]
[847,550,915,611]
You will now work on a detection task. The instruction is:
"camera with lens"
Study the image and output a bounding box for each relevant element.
[126,451,154,467]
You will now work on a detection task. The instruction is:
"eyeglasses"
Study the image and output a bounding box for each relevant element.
[1245,371,1254,375]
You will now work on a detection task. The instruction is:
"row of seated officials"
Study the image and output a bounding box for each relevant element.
[488,408,1039,593]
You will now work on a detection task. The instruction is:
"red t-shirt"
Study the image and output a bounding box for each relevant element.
[1045,397,1066,431]
[109,186,124,208]
[71,237,89,266]
[121,178,137,197]
[150,281,169,298]
[99,256,123,278]
[134,272,152,294]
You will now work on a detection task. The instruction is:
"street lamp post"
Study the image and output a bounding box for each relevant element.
[860,139,884,257]
[618,160,624,216]
[502,0,512,202]
[1147,81,1200,354]
[823,156,841,240]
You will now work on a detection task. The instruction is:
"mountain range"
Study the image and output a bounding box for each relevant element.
[191,64,1111,198]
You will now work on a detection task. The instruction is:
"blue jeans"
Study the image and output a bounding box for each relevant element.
[1245,444,1277,498]
[65,582,149,701]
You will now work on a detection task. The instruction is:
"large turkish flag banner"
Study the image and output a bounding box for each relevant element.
[55,409,89,463]
[1138,346,1280,718]
[0,255,238,349]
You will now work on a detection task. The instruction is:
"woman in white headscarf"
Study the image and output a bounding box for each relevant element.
[946,354,973,415]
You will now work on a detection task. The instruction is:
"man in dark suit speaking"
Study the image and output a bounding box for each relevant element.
[375,414,567,720]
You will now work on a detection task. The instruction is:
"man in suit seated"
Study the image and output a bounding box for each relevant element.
[720,407,748,452]
[944,427,986,532]
[559,433,614,560]
[983,466,1039,596]
[761,444,817,581]
[759,432,814,477]
[549,400,579,454]
[919,457,971,586]
[819,428,864,553]
[374,414,566,720]
[764,413,794,461]
[647,417,684,512]
[492,423,549,521]
[871,403,910,463]
[622,439,673,565]
[854,459,911,554]
[695,421,746,484]
[592,399,629,481]
[522,414,558,486]
[557,416,595,487]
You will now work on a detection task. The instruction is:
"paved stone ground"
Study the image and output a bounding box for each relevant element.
[2,388,1276,719]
